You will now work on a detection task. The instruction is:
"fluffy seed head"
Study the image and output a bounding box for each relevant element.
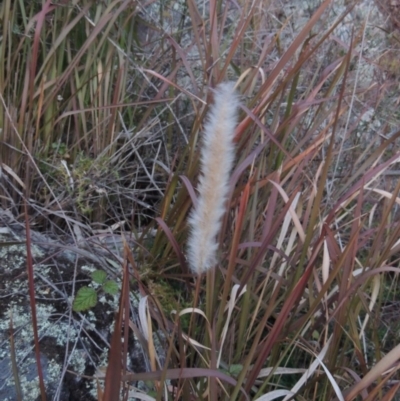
[187,82,239,275]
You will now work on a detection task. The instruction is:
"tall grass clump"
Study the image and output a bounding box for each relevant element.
[138,0,400,400]
[0,0,175,232]
[2,0,400,400]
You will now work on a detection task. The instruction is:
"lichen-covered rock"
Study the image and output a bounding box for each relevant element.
[0,209,154,401]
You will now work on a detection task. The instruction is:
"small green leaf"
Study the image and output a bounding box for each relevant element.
[73,287,97,312]
[229,364,243,376]
[312,330,319,340]
[103,280,119,295]
[91,269,107,284]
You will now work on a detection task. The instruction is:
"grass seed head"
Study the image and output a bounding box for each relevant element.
[187,82,239,275]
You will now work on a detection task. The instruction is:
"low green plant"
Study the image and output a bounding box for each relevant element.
[73,269,119,312]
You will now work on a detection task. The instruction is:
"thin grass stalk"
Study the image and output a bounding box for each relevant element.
[105,245,138,401]
[0,0,10,107]
[19,56,30,145]
[107,61,125,156]
[187,277,202,352]
[378,382,400,401]
[166,71,176,152]
[291,225,368,337]
[337,186,363,313]
[216,182,250,337]
[165,204,191,262]
[230,295,278,401]
[151,177,184,258]
[206,266,216,328]
[297,50,352,287]
[273,59,302,170]
[368,180,400,266]
[156,317,179,401]
[209,0,221,81]
[135,64,182,132]
[187,0,206,72]
[209,305,218,400]
[42,28,59,153]
[236,170,261,352]
[9,314,23,401]
[244,236,325,396]
[24,199,47,401]
[237,190,296,295]
[325,228,364,379]
[228,195,299,400]
[219,0,260,80]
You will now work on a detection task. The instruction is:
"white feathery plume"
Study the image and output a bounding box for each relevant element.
[187,82,239,275]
